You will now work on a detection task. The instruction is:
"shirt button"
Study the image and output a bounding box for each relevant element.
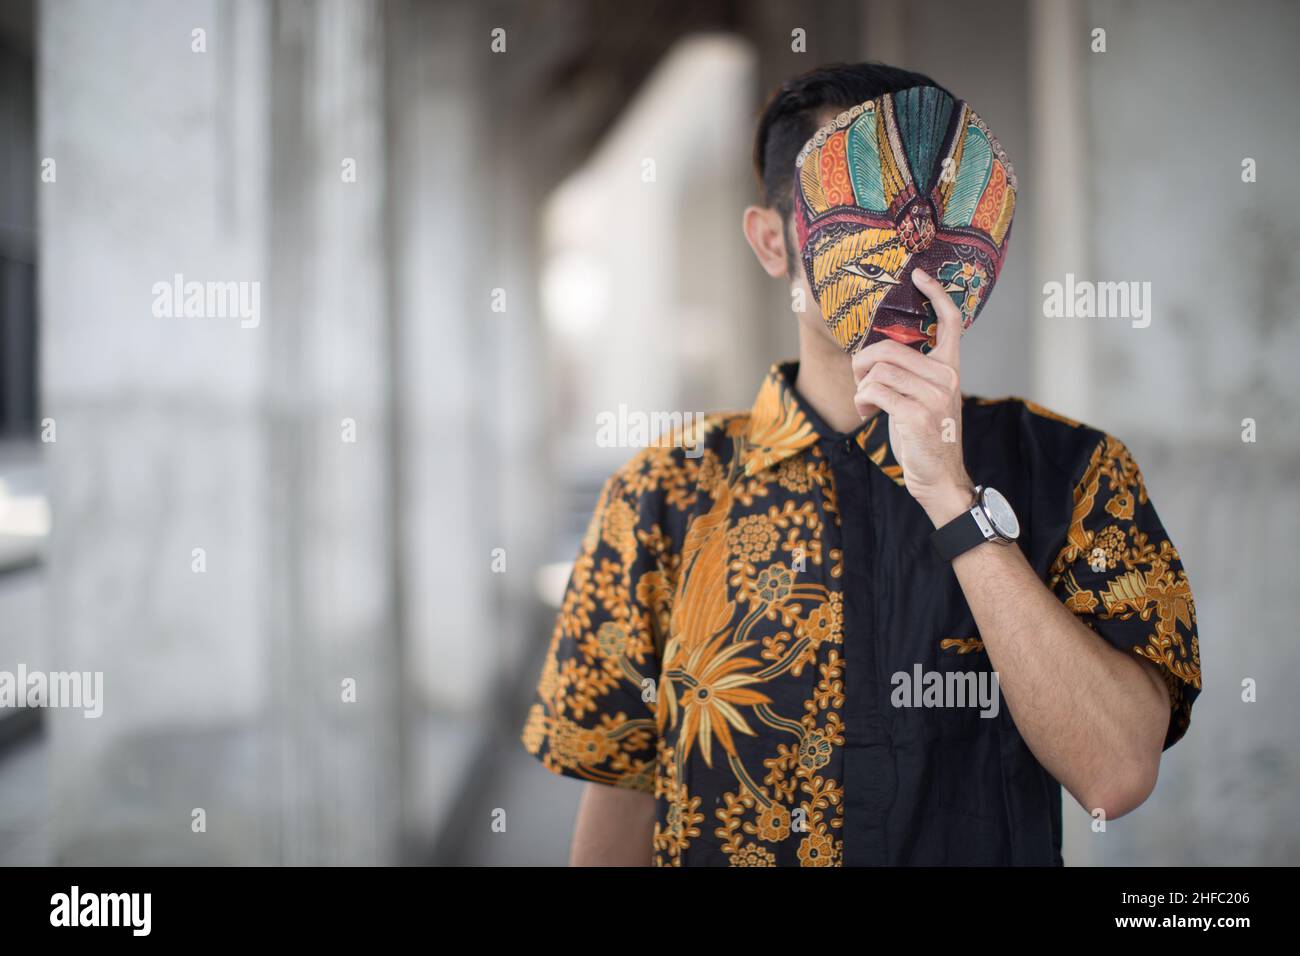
[844,437,853,454]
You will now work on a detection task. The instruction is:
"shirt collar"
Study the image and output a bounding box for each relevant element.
[740,361,905,486]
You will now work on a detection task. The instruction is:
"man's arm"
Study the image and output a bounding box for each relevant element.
[939,524,1168,818]
[853,267,1170,820]
[569,784,657,866]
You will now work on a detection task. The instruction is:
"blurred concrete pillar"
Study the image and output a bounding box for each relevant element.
[263,0,401,865]
[39,0,400,863]
[382,0,557,849]
[380,0,501,842]
[1029,0,1091,419]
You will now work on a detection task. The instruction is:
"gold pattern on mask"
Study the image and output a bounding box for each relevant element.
[807,227,909,350]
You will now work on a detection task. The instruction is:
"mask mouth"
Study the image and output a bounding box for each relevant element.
[865,307,934,348]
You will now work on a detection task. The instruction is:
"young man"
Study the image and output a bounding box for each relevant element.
[521,62,1201,866]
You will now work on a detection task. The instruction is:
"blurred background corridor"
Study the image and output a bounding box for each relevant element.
[0,0,1297,865]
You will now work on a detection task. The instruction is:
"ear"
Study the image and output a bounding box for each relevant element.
[743,205,792,278]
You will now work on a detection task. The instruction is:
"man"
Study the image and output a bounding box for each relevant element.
[521,62,1201,866]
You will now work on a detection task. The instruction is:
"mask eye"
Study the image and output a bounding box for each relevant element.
[842,261,899,284]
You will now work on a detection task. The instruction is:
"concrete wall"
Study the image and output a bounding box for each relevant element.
[33,0,538,865]
[39,0,402,864]
[1065,0,1300,865]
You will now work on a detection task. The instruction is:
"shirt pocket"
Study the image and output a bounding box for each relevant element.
[930,637,997,737]
[932,636,1008,824]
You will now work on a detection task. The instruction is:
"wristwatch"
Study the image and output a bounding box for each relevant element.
[930,485,1020,561]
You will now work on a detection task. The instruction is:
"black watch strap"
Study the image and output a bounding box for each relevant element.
[930,503,989,561]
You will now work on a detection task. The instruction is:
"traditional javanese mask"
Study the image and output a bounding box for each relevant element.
[793,85,1017,354]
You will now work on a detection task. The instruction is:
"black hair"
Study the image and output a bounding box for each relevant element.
[753,62,949,221]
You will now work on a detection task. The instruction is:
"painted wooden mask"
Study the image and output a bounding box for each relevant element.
[793,85,1017,354]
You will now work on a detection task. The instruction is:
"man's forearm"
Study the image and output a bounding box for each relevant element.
[938,518,1170,819]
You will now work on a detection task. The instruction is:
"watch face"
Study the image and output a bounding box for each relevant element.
[981,487,1020,539]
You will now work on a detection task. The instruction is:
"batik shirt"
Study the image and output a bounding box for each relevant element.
[521,361,1201,866]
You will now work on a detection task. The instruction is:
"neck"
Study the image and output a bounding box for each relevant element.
[793,323,878,434]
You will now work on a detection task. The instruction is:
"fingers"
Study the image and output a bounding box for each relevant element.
[855,381,925,422]
[855,360,947,408]
[852,268,964,429]
[852,338,960,392]
[910,268,963,370]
